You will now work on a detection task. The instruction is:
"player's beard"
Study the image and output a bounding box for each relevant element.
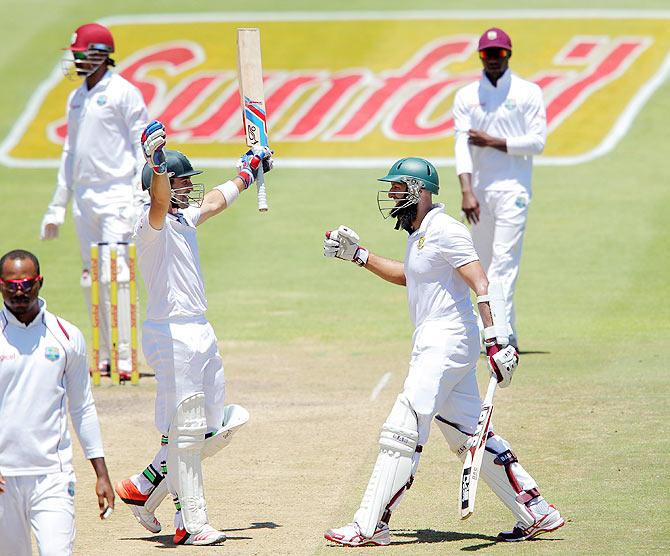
[391,202,418,234]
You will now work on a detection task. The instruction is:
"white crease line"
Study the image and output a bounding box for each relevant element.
[370,372,392,401]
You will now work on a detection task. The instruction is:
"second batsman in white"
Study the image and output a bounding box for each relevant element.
[323,158,563,546]
[113,121,271,546]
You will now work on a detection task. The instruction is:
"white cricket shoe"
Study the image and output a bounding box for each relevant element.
[497,504,564,542]
[114,478,161,533]
[324,521,390,547]
[174,524,226,546]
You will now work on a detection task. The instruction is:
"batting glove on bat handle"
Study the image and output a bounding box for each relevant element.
[237,148,274,189]
[486,344,519,388]
[141,120,167,174]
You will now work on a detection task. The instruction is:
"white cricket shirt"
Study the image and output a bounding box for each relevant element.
[134,206,208,321]
[453,69,546,194]
[405,204,479,328]
[57,70,148,189]
[0,300,104,476]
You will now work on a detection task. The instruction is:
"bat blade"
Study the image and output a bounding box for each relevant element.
[236,27,268,212]
[460,376,498,519]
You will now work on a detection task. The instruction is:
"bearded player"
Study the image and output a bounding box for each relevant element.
[322,158,563,545]
[113,121,271,546]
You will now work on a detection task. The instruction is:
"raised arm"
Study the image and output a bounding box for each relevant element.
[140,121,170,230]
[323,225,406,286]
[196,147,273,226]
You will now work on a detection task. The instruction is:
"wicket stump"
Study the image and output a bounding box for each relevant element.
[90,242,139,385]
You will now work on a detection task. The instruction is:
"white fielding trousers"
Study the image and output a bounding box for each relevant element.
[0,472,76,556]
[74,183,136,366]
[471,189,530,340]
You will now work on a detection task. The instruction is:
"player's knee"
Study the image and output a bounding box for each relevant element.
[434,416,471,460]
[380,394,419,455]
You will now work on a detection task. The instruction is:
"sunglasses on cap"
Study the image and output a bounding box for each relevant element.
[0,275,42,294]
[479,48,510,60]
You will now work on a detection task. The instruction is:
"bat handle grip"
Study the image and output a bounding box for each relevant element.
[256,164,268,212]
[483,375,498,405]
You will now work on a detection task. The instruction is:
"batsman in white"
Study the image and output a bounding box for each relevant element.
[113,120,271,546]
[40,22,149,379]
[0,249,114,556]
[322,158,563,546]
[454,27,547,349]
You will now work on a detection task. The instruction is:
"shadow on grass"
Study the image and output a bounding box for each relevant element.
[517,350,550,355]
[122,522,280,547]
[391,528,498,550]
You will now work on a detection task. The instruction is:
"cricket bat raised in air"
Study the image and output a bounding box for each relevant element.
[236,27,269,212]
[460,375,498,519]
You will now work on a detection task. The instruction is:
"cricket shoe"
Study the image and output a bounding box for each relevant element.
[174,524,226,546]
[114,478,161,533]
[497,504,564,542]
[324,521,390,547]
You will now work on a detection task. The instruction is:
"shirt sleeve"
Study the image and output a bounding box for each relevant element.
[133,206,164,243]
[453,88,474,176]
[120,84,150,176]
[54,91,76,195]
[182,206,202,227]
[506,84,547,156]
[63,326,104,460]
[439,219,479,268]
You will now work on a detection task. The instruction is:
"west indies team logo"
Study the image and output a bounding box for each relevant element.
[45,346,60,362]
[1,12,669,168]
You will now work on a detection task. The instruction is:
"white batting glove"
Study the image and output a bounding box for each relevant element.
[324,225,369,266]
[141,120,167,174]
[486,344,518,388]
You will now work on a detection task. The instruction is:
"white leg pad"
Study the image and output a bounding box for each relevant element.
[435,418,536,526]
[354,394,418,538]
[145,404,249,514]
[167,393,208,534]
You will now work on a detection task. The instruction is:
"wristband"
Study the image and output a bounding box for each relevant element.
[214,181,240,207]
[353,247,369,267]
[476,294,490,304]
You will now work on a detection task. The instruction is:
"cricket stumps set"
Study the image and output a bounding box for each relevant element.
[90,241,139,385]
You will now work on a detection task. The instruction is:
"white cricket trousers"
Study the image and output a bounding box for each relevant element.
[142,316,226,436]
[0,472,75,556]
[369,317,538,525]
[471,189,530,340]
[74,182,136,366]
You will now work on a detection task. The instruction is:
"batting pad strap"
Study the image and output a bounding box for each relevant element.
[214,181,239,208]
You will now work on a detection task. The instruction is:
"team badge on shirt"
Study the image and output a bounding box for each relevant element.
[96,95,107,106]
[44,346,61,362]
[68,482,75,497]
[418,236,426,249]
[504,99,517,111]
[515,196,527,208]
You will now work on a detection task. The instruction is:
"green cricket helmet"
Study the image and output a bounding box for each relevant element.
[141,150,205,208]
[377,157,439,219]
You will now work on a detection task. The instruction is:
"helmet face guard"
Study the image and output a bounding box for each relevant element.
[170,181,205,209]
[377,177,423,219]
[61,48,111,80]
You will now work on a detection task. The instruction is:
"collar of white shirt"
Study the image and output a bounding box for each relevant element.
[411,203,445,237]
[2,298,46,329]
[81,69,112,95]
[480,68,511,91]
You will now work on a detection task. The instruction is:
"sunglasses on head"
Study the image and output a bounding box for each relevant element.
[479,48,510,60]
[0,276,42,293]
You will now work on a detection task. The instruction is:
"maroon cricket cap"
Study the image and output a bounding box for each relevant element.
[478,28,512,51]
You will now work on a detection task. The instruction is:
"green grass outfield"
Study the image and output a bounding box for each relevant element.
[1,1,669,554]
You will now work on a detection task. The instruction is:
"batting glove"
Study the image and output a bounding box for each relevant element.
[324,225,369,266]
[236,146,273,189]
[486,344,518,388]
[141,120,167,174]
